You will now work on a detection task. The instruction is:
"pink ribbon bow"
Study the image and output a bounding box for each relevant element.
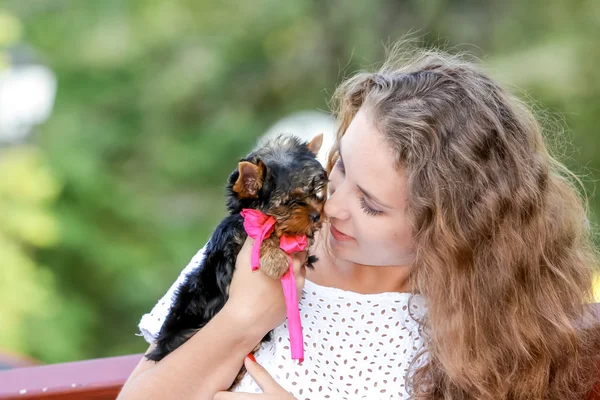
[240,209,277,271]
[240,208,306,362]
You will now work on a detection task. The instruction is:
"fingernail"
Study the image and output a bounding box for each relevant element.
[247,353,256,362]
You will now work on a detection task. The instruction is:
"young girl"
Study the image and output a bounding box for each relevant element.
[119,47,600,400]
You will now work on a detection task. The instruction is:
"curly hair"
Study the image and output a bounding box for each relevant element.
[327,45,600,399]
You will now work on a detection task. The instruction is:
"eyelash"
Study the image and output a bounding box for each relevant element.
[335,158,383,216]
[360,197,383,216]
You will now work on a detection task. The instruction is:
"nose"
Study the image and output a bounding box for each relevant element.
[324,180,351,221]
[310,212,320,222]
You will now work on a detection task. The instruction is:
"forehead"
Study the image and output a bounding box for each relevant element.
[340,109,406,208]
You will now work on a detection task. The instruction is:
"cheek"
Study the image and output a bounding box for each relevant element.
[357,216,414,253]
[386,221,415,258]
[353,216,387,245]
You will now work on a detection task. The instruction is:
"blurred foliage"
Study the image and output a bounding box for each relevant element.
[0,0,599,363]
[0,147,62,354]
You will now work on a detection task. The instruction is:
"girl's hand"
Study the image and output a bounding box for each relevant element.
[223,236,307,339]
[213,357,296,400]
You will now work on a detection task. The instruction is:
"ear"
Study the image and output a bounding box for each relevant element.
[307,133,323,156]
[232,160,265,198]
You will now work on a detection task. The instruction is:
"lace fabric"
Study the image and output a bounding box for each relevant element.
[138,250,428,399]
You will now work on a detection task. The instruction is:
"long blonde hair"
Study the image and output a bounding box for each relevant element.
[328,46,600,399]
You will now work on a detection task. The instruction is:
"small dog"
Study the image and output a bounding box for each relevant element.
[146,133,328,386]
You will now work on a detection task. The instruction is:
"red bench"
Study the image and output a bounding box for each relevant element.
[0,354,141,399]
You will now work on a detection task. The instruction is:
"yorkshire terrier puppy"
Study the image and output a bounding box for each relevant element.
[145,134,328,385]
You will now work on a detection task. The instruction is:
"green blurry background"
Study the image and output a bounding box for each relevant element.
[0,0,599,364]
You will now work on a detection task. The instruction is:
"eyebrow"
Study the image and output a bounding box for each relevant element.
[358,184,393,210]
[338,143,394,210]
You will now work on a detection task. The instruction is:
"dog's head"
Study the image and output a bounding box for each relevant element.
[227,133,328,238]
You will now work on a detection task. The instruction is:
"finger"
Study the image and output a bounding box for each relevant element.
[294,269,306,298]
[243,356,279,393]
[233,237,254,275]
[239,237,256,259]
[243,236,255,249]
[290,251,307,276]
[290,251,307,295]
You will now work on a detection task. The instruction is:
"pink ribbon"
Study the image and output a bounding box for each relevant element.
[279,234,307,362]
[240,209,306,362]
[240,209,276,271]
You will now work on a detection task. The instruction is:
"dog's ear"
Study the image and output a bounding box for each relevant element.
[307,133,323,156]
[232,160,265,198]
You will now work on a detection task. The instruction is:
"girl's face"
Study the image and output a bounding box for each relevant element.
[325,107,416,267]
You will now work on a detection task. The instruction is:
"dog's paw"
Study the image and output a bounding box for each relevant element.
[260,248,290,279]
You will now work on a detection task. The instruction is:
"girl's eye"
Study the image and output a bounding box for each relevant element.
[334,158,345,173]
[360,196,383,216]
[333,155,381,216]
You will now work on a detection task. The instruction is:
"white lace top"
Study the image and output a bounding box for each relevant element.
[138,247,429,399]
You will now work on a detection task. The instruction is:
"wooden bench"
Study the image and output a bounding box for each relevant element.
[0,354,141,399]
[1,303,598,399]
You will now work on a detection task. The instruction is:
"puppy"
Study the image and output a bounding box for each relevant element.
[146,133,328,387]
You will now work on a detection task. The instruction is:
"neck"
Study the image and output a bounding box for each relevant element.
[307,231,413,294]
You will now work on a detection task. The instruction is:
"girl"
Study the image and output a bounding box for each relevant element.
[120,46,600,400]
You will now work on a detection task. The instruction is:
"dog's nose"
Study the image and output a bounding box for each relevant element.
[310,212,321,222]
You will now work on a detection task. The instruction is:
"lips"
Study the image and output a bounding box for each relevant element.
[329,223,353,241]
